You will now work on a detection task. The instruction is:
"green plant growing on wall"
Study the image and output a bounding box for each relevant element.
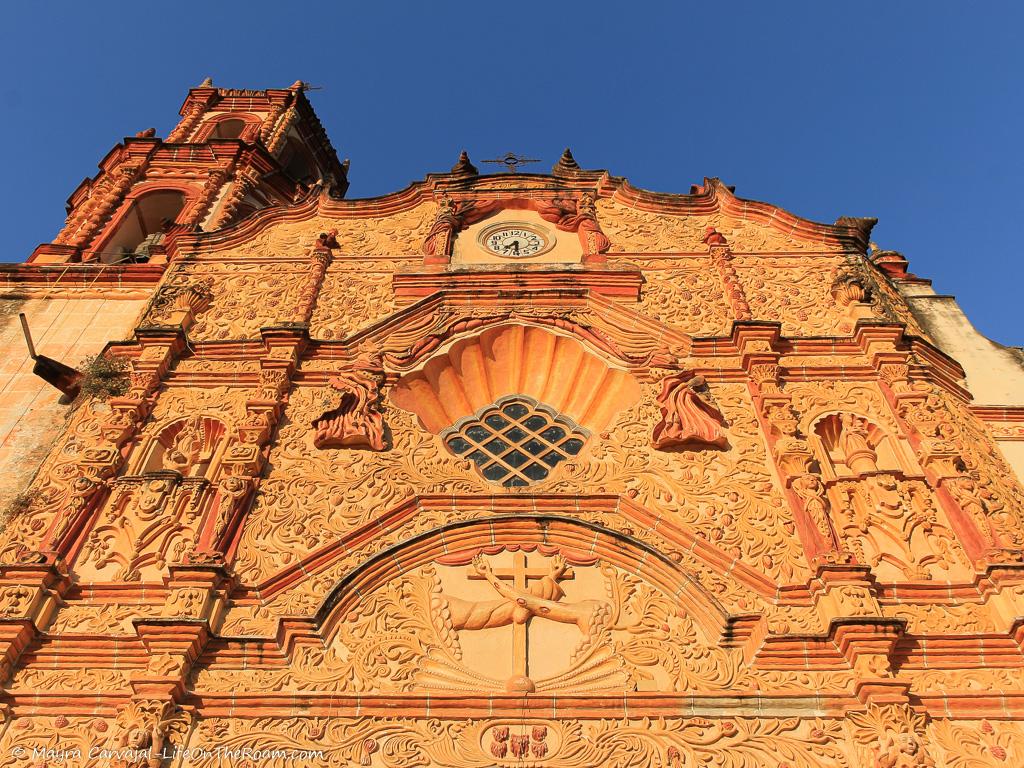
[0,492,33,528]
[77,354,129,401]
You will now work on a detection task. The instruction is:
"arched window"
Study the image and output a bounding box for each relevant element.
[278,136,317,184]
[101,190,186,264]
[209,118,248,140]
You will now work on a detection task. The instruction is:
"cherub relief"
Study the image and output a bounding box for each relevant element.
[162,416,208,474]
[875,733,936,768]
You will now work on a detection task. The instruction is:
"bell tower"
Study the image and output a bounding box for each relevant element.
[31,78,347,265]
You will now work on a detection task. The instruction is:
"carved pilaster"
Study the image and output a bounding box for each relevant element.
[264,105,300,154]
[0,556,71,686]
[705,230,752,321]
[297,231,336,321]
[182,167,231,229]
[741,331,847,565]
[60,161,143,253]
[211,165,261,228]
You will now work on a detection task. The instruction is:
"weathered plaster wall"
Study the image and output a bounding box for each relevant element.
[899,283,1024,482]
[0,294,146,514]
[900,284,1024,406]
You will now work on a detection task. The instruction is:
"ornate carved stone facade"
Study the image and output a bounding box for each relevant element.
[1,83,1024,766]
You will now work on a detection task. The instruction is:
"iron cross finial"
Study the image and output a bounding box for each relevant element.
[481,152,542,174]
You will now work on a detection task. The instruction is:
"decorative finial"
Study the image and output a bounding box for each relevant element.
[577,192,596,216]
[134,128,156,139]
[198,77,213,87]
[450,150,478,176]
[552,148,580,174]
[290,80,306,90]
[317,230,340,249]
[703,227,728,246]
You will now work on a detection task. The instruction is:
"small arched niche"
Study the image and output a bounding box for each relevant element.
[390,324,641,487]
[139,416,228,478]
[100,190,186,264]
[812,412,906,477]
[209,118,248,140]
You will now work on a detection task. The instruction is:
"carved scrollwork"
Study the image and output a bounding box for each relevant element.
[312,370,387,451]
[652,374,728,450]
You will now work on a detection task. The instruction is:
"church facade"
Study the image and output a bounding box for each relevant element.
[1,82,1024,767]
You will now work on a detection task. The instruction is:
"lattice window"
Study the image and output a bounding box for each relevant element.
[442,396,589,487]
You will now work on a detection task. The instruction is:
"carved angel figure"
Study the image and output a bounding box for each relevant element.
[163,416,205,473]
[875,733,936,768]
[652,375,728,450]
[312,371,386,450]
[442,554,608,636]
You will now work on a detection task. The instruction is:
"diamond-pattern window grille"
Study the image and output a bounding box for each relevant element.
[442,396,589,488]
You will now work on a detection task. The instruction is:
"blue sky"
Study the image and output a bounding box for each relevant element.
[2,2,1021,345]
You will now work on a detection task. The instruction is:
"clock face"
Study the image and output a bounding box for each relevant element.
[482,226,549,258]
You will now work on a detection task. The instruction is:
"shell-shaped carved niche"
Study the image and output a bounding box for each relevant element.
[137,416,228,478]
[389,324,642,433]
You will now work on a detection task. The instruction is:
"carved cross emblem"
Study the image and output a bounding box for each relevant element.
[442,552,607,692]
[481,152,541,174]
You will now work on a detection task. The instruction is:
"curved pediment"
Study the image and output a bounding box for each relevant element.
[197,514,757,697]
[345,290,694,372]
[168,159,874,260]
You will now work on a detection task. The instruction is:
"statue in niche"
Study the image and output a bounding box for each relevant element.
[652,374,728,450]
[163,415,206,474]
[838,413,879,473]
[312,370,386,450]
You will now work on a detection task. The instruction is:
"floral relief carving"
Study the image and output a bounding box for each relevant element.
[828,475,969,581]
[930,719,1024,766]
[154,262,310,341]
[78,475,205,581]
[550,382,809,582]
[885,601,997,635]
[213,204,437,260]
[629,258,733,337]
[308,259,417,340]
[0,400,110,558]
[734,257,847,336]
[596,197,841,253]
[47,602,164,634]
[181,715,851,768]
